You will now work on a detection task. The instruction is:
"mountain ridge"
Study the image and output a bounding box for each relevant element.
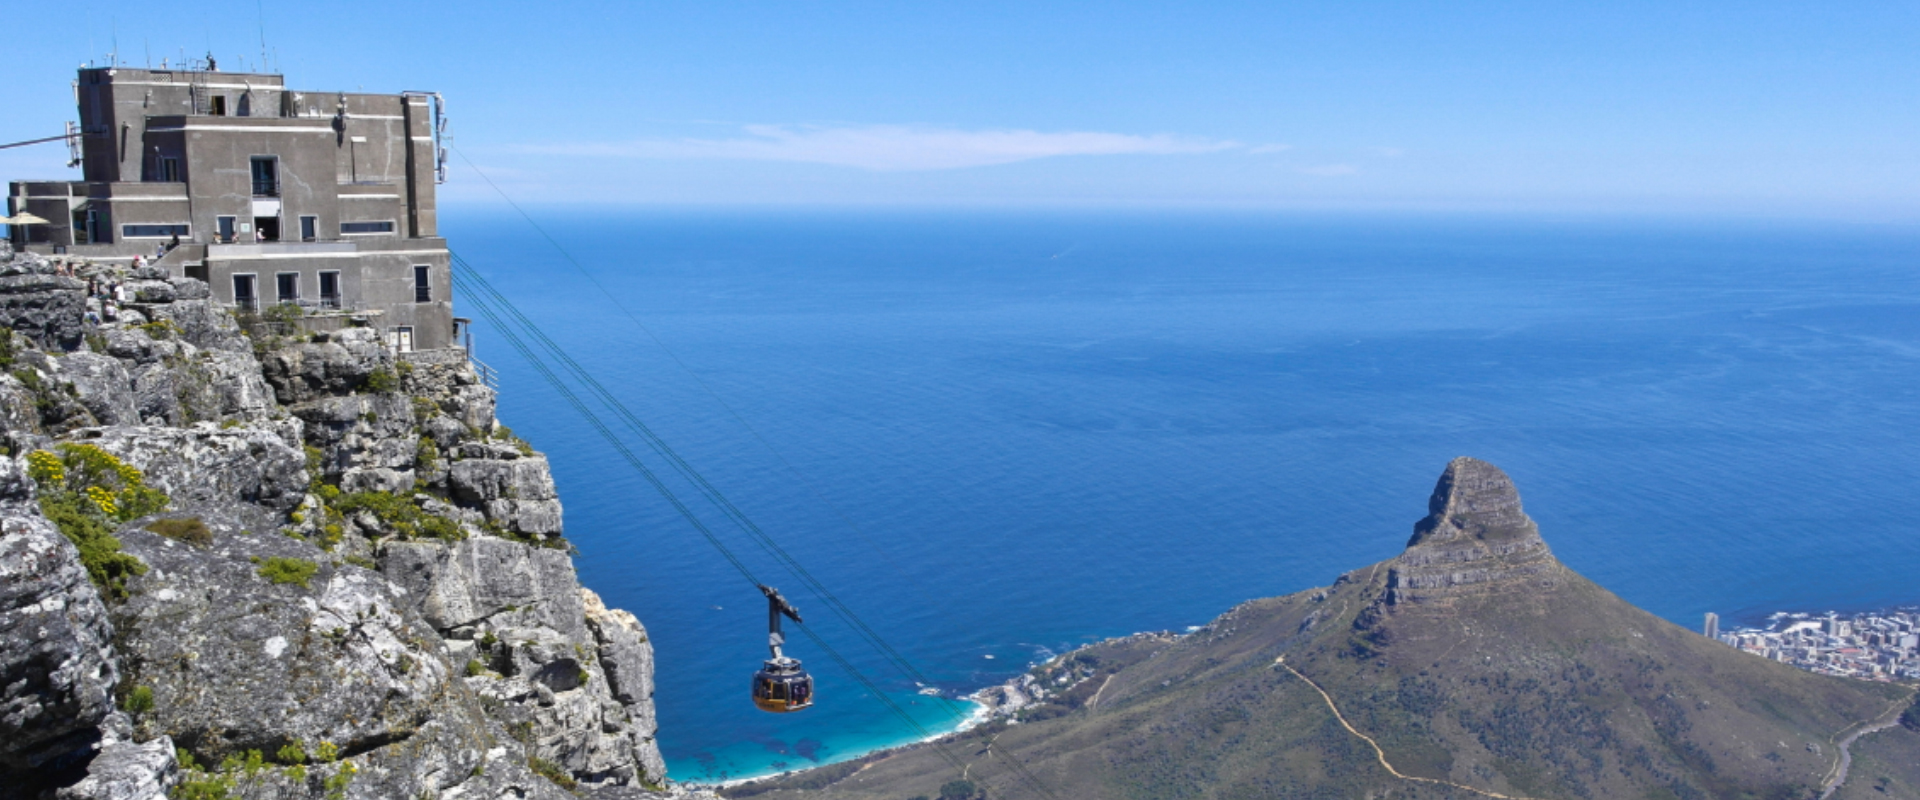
[728,457,1920,800]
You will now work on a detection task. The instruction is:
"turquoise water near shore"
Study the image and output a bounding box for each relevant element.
[440,210,1920,782]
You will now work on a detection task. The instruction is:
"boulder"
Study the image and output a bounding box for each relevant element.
[113,527,449,761]
[0,480,120,772]
[0,272,87,351]
[81,425,309,514]
[58,353,140,427]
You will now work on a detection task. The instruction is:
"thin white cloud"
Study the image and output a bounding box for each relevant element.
[517,124,1239,172]
[1249,143,1294,154]
[1299,164,1360,176]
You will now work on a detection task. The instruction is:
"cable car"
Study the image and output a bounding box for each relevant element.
[752,585,814,713]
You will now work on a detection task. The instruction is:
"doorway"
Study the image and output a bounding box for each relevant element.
[254,216,281,242]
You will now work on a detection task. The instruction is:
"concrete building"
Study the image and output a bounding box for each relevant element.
[1703,611,1719,642]
[7,66,455,350]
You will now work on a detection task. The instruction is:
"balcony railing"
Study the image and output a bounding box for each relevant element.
[251,178,280,197]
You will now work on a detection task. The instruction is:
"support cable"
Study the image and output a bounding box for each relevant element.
[453,274,979,780]
[446,151,1063,798]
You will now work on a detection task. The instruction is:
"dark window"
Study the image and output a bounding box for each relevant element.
[413,265,431,303]
[216,216,236,243]
[254,216,280,242]
[121,223,190,238]
[340,221,394,235]
[276,273,299,303]
[232,274,257,311]
[250,157,279,197]
[319,271,341,309]
[299,216,317,242]
[209,95,227,116]
[158,157,180,182]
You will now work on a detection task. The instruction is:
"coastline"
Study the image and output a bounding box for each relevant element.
[700,630,1178,792]
[685,695,991,789]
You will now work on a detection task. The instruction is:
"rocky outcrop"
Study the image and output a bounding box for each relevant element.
[0,251,672,799]
[0,459,119,776]
[0,266,86,351]
[1383,456,1562,606]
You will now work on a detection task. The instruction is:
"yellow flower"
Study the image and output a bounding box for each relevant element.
[86,486,118,516]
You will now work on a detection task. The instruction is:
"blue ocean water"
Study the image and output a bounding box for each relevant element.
[439,210,1920,783]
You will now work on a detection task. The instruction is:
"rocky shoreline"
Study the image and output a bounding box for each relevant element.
[0,244,715,799]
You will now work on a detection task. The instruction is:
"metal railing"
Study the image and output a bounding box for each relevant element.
[469,355,500,390]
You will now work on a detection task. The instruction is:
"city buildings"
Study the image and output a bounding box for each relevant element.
[6,65,455,350]
[1714,608,1920,682]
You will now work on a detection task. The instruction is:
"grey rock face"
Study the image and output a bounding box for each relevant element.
[58,353,140,427]
[0,271,87,350]
[449,453,564,537]
[114,527,449,760]
[0,481,120,772]
[0,250,671,797]
[584,589,664,781]
[380,538,666,787]
[1385,457,1561,605]
[54,718,177,800]
[259,329,389,405]
[293,391,417,485]
[83,424,309,514]
[382,536,588,638]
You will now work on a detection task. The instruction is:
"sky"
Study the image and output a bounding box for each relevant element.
[3,1,1916,219]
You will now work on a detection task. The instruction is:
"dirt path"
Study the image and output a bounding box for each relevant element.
[1818,688,1917,800]
[1085,675,1115,711]
[1275,656,1544,800]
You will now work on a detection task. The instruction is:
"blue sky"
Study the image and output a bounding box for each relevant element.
[4,1,1916,218]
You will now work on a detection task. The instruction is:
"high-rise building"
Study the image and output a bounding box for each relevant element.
[8,66,454,350]
[1703,612,1720,642]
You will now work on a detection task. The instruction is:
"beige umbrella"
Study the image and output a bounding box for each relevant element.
[6,212,50,225]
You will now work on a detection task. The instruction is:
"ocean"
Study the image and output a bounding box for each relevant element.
[438,210,1920,783]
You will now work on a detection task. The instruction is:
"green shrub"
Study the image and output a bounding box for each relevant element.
[528,757,577,790]
[364,368,398,393]
[124,685,154,714]
[323,761,357,800]
[333,490,464,541]
[147,517,212,547]
[277,740,309,765]
[0,330,16,368]
[139,319,182,340]
[466,659,487,677]
[258,557,319,588]
[939,779,981,800]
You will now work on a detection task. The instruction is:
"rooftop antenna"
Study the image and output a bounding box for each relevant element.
[256,0,269,73]
[111,19,118,66]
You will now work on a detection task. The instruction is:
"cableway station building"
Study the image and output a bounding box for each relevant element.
[6,66,456,350]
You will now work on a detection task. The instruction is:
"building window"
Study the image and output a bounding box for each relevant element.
[158,157,180,182]
[216,216,237,244]
[276,272,300,305]
[319,271,341,309]
[250,157,279,197]
[233,274,258,312]
[340,221,395,235]
[254,216,281,242]
[121,223,190,238]
[209,95,227,116]
[300,216,318,242]
[413,265,431,303]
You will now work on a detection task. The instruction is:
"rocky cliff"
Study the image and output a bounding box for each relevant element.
[0,247,695,800]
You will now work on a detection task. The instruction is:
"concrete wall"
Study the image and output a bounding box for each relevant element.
[12,68,454,350]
